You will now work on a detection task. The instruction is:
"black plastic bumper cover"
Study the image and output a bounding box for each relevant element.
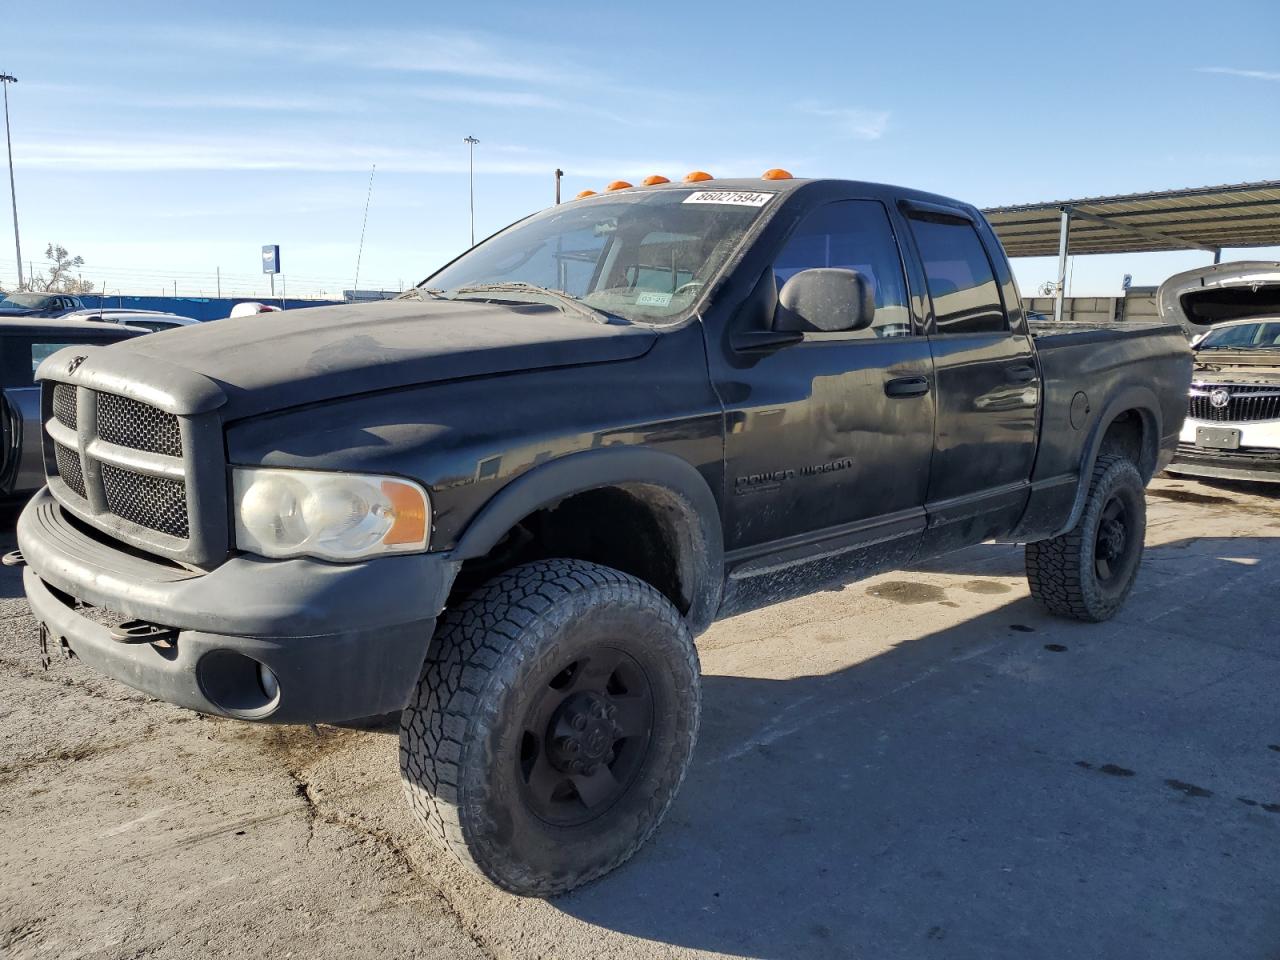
[17,488,459,723]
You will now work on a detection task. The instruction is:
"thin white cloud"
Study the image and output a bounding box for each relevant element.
[16,135,759,180]
[800,104,891,140]
[150,25,583,86]
[1197,66,1280,82]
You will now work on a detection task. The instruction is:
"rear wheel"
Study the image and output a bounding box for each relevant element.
[399,559,700,896]
[1025,455,1146,622]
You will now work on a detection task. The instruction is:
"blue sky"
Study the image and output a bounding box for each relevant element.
[2,0,1278,299]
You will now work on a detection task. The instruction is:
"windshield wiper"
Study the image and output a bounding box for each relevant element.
[450,282,624,325]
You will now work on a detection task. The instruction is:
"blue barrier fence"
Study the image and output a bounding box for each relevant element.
[83,294,344,321]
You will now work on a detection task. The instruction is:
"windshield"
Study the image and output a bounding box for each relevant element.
[1198,321,1280,350]
[0,292,52,310]
[425,188,775,323]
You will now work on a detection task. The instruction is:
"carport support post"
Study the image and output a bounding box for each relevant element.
[1054,205,1071,323]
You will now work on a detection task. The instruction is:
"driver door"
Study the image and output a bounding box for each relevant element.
[708,199,936,611]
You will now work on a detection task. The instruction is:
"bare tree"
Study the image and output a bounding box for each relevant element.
[29,243,95,294]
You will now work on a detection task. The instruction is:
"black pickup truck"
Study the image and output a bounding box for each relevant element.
[13,175,1190,895]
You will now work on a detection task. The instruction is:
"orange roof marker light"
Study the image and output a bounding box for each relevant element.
[684,170,714,183]
[575,189,598,199]
[761,168,793,180]
[605,180,633,191]
[641,174,670,186]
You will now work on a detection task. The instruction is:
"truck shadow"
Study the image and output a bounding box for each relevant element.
[553,534,1280,960]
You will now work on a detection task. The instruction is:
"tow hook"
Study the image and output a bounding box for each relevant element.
[111,619,178,645]
[2,550,25,567]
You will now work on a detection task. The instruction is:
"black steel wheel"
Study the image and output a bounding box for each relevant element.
[518,648,653,827]
[400,559,700,896]
[1026,455,1147,622]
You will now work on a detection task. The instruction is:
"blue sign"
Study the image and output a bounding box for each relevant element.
[262,244,281,275]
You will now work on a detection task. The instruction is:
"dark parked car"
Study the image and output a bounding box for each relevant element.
[0,292,86,318]
[13,174,1191,895]
[0,318,145,500]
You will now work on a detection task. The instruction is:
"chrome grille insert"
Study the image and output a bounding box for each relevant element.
[53,442,86,499]
[1188,383,1280,423]
[96,392,183,457]
[52,383,78,430]
[100,463,189,539]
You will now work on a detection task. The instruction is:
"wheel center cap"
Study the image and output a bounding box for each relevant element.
[548,692,619,772]
[1100,518,1126,559]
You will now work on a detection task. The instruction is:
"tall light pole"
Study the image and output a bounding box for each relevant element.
[464,135,479,246]
[0,73,21,290]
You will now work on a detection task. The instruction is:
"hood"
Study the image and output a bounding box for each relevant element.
[1193,351,1280,378]
[1159,261,1280,336]
[104,298,657,419]
[0,306,38,317]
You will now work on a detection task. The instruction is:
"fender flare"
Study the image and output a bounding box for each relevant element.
[1052,385,1162,538]
[451,447,725,633]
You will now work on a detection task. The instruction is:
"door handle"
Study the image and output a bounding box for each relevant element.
[885,376,931,398]
[1006,364,1037,384]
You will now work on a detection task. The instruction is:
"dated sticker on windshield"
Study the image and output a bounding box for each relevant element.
[682,191,775,207]
[636,291,673,307]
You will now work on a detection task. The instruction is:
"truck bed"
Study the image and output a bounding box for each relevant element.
[1013,319,1192,540]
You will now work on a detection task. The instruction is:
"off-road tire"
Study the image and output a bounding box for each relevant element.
[1025,454,1147,622]
[399,559,701,897]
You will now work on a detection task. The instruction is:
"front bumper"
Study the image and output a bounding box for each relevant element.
[1168,417,1280,483]
[17,488,459,723]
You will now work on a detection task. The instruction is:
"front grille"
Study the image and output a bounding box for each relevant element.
[53,442,86,498]
[1188,383,1280,423]
[44,383,195,545]
[100,463,190,539]
[96,391,183,457]
[53,383,78,429]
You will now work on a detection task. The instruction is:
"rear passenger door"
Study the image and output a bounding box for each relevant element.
[901,203,1039,554]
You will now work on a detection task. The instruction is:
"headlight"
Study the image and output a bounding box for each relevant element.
[232,467,430,561]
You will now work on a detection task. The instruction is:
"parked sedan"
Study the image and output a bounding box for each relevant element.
[0,292,86,318]
[0,317,147,500]
[65,308,199,333]
[1166,317,1280,483]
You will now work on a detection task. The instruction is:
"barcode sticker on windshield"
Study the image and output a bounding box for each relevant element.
[682,191,775,207]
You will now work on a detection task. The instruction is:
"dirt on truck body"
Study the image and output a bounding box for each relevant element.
[12,172,1190,895]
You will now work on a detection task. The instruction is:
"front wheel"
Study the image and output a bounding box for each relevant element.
[399,559,700,896]
[1025,455,1147,622]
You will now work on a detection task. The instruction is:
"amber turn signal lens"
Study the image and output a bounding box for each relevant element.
[575,189,597,199]
[684,171,714,182]
[381,479,429,546]
[761,168,793,180]
[641,174,670,186]
[605,180,633,191]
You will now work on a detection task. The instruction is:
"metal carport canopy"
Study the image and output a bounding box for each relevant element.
[982,180,1280,321]
[982,180,1280,258]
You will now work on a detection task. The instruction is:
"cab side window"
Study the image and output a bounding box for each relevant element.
[908,216,1008,335]
[774,200,912,339]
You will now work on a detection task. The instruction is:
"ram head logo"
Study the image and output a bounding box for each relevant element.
[66,355,87,375]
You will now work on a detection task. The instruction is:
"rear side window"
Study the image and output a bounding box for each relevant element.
[773,200,911,339]
[908,217,1008,335]
[1,336,128,388]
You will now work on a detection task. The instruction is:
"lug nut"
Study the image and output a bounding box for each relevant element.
[556,736,580,755]
[571,714,587,731]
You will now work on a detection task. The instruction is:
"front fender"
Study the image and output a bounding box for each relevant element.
[453,447,724,633]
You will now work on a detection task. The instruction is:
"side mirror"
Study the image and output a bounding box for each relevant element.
[775,268,875,333]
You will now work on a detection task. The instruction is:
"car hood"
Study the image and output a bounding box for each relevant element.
[1159,261,1280,336]
[1193,351,1280,378]
[0,306,38,317]
[75,298,658,420]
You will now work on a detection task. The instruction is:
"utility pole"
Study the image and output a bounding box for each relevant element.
[555,168,563,204]
[1,73,22,290]
[464,135,479,246]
